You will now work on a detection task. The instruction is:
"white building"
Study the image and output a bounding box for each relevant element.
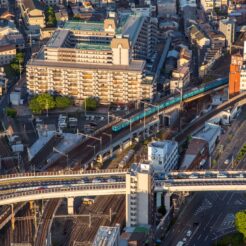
[148,140,178,172]
[192,122,221,154]
[125,163,153,227]
[240,65,246,91]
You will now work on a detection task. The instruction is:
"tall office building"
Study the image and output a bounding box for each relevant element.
[27,12,158,104]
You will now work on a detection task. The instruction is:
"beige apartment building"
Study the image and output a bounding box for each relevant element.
[0,44,16,66]
[19,0,45,28]
[27,12,158,104]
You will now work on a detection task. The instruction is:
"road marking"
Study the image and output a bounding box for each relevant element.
[197,234,201,240]
[204,235,209,241]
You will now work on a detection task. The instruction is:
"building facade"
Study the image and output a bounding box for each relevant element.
[219,18,236,50]
[0,44,16,66]
[125,164,154,227]
[27,13,158,104]
[147,141,179,172]
[229,52,243,97]
[19,0,45,28]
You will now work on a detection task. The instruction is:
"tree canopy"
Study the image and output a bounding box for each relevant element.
[55,96,72,109]
[10,52,24,74]
[45,7,57,27]
[235,210,246,239]
[84,97,98,111]
[29,94,73,114]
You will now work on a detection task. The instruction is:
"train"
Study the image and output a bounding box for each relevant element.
[112,77,228,132]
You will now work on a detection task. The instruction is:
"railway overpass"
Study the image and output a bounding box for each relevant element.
[1,169,246,227]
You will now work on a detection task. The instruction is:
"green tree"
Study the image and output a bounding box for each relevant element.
[10,52,24,73]
[55,96,72,109]
[84,97,98,111]
[45,7,57,27]
[6,107,17,118]
[235,210,246,239]
[29,94,55,114]
[29,97,43,114]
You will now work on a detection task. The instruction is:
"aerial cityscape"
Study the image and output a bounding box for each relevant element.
[0,0,245,245]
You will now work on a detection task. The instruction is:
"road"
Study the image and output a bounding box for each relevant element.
[162,108,246,246]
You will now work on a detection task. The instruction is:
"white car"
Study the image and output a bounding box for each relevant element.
[186,230,192,237]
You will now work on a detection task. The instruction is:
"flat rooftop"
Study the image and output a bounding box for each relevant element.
[46,30,70,48]
[63,20,105,32]
[193,123,221,143]
[93,226,119,246]
[27,58,145,72]
[149,140,177,153]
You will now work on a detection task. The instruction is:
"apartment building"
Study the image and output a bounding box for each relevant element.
[19,0,45,28]
[219,18,236,50]
[148,140,179,172]
[27,12,158,104]
[0,44,16,66]
[125,163,154,227]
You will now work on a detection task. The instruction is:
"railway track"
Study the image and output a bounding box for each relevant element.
[35,199,59,246]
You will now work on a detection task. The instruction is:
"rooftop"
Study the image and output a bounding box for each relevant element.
[193,122,221,143]
[93,226,120,246]
[63,20,105,32]
[46,30,70,48]
[148,140,177,154]
[28,58,145,72]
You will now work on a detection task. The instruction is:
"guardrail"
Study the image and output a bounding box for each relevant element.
[0,168,129,181]
[0,183,126,201]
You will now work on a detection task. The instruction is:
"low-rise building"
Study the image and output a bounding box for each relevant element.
[19,0,45,28]
[170,65,190,92]
[189,25,210,48]
[147,140,178,171]
[180,138,209,169]
[192,122,221,154]
[0,44,16,65]
[93,226,120,246]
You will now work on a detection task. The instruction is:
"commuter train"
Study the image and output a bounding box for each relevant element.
[112,77,228,132]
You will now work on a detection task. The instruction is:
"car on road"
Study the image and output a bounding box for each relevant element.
[224,159,230,165]
[186,230,192,237]
[176,241,184,246]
